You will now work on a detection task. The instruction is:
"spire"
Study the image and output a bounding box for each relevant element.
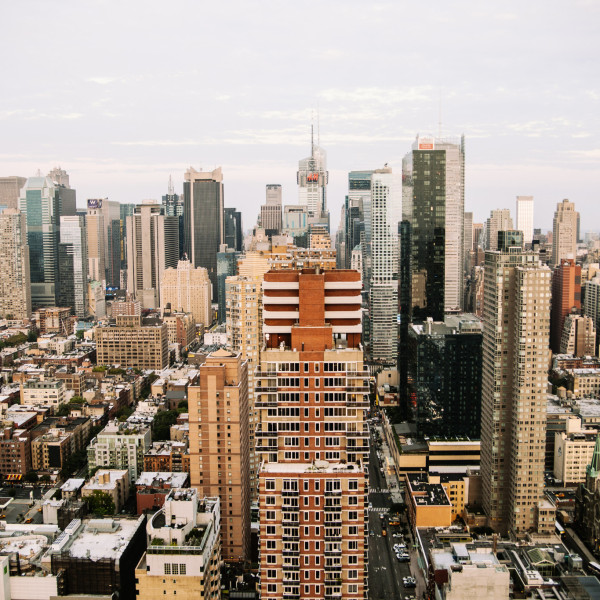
[587,433,600,479]
[311,123,314,158]
[168,175,174,196]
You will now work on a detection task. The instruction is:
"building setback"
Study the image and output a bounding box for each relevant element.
[257,268,369,600]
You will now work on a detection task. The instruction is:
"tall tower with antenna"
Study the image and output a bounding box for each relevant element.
[162,175,185,258]
[297,123,329,230]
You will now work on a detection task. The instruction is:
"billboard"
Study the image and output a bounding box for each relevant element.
[307,173,319,183]
[87,199,103,209]
[418,137,435,150]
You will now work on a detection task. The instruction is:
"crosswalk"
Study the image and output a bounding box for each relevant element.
[369,488,390,494]
[369,506,389,513]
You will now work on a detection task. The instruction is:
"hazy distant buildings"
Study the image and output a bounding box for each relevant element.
[405,135,465,321]
[48,167,76,217]
[160,259,212,328]
[282,204,308,240]
[19,176,61,308]
[552,199,579,267]
[0,176,26,210]
[260,184,282,237]
[0,209,31,319]
[183,167,224,303]
[126,201,179,309]
[516,196,534,245]
[59,215,88,317]
[481,233,552,534]
[224,207,243,252]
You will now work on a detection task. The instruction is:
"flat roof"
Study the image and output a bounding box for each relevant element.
[261,460,364,475]
[136,472,189,488]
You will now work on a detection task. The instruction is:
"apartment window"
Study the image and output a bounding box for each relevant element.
[349,526,358,535]
[266,525,276,535]
[304,541,310,551]
[267,569,277,578]
[266,510,276,520]
[266,479,275,491]
[348,479,358,490]
[267,555,276,564]
[349,570,358,579]
[266,496,275,505]
[348,555,358,564]
[164,564,171,575]
[266,540,276,550]
[267,584,277,594]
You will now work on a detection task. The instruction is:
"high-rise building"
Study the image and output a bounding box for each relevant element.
[183,167,224,303]
[86,199,107,285]
[126,201,179,309]
[297,130,329,226]
[485,209,513,251]
[344,170,373,279]
[188,349,250,562]
[225,252,270,499]
[584,276,600,353]
[18,176,61,308]
[216,246,238,324]
[480,233,552,534]
[552,199,579,267]
[160,259,212,328]
[224,207,243,252]
[48,167,76,217]
[408,314,482,438]
[59,215,88,317]
[0,176,27,210]
[550,258,581,353]
[369,167,400,365]
[261,184,282,237]
[516,196,534,245]
[282,205,308,240]
[0,209,31,319]
[162,175,185,260]
[256,268,369,600]
[406,135,465,321]
[560,313,596,356]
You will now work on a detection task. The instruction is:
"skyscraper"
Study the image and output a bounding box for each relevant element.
[297,129,329,228]
[126,201,179,309]
[552,199,579,267]
[188,349,250,562]
[183,167,224,303]
[369,167,400,365]
[0,209,31,319]
[59,215,88,317]
[485,209,513,251]
[261,184,282,237]
[256,268,369,600]
[216,245,238,323]
[162,175,185,259]
[480,233,552,534]
[224,207,243,252]
[0,176,27,210]
[18,176,61,308]
[225,252,270,499]
[406,135,465,321]
[160,259,212,327]
[550,258,581,353]
[48,167,76,217]
[516,196,534,245]
[86,199,106,285]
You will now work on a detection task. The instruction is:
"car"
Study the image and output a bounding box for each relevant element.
[25,518,33,523]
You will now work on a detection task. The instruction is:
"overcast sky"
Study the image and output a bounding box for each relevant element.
[2,0,599,232]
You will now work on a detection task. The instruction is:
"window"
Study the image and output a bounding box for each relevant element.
[349,569,358,579]
[267,584,277,594]
[349,479,358,490]
[172,564,179,575]
[266,540,276,550]
[266,510,276,520]
[267,555,276,564]
[348,555,358,564]
[179,564,186,575]
[266,525,276,535]
[266,496,276,505]
[267,569,277,578]
[164,564,171,575]
[304,541,310,551]
[266,479,275,491]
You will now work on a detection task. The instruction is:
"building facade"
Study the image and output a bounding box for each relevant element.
[59,215,88,317]
[550,258,581,353]
[0,209,31,319]
[516,196,534,245]
[552,199,579,267]
[261,184,283,237]
[183,167,224,303]
[480,234,552,534]
[256,268,369,600]
[188,349,250,562]
[95,315,169,370]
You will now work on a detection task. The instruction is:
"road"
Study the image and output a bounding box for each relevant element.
[368,431,414,600]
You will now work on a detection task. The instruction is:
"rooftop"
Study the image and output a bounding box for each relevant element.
[260,460,365,475]
[136,472,189,488]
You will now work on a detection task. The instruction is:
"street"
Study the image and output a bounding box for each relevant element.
[0,486,46,525]
[368,427,415,600]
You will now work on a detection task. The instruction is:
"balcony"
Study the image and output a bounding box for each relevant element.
[282,517,299,525]
[255,444,277,452]
[282,564,300,571]
[324,489,342,497]
[324,564,342,572]
[255,428,278,437]
[282,489,299,497]
[324,504,342,512]
[324,548,342,556]
[324,518,342,526]
[255,385,278,393]
[282,549,299,557]
[346,429,369,438]
[282,504,299,512]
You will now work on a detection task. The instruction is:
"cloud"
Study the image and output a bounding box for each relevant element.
[86,77,117,85]
[318,86,435,105]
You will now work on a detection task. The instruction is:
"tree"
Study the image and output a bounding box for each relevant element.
[75,330,84,340]
[177,400,188,414]
[86,490,116,516]
[152,410,179,441]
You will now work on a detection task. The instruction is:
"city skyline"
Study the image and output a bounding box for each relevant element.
[2,1,599,232]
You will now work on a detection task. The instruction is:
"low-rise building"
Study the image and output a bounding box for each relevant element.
[0,426,31,478]
[135,471,189,513]
[554,419,599,484]
[135,490,221,600]
[144,440,189,473]
[82,469,130,513]
[406,473,453,530]
[20,378,66,408]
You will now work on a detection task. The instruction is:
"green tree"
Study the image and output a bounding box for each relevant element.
[152,410,179,441]
[177,400,188,414]
[75,330,84,340]
[55,404,71,417]
[86,490,116,516]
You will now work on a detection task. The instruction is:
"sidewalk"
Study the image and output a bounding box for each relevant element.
[373,424,404,505]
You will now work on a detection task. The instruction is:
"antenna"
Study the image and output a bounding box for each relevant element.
[311,122,314,158]
[317,103,320,148]
[168,175,174,196]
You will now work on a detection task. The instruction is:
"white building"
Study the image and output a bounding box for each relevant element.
[20,378,66,408]
[516,196,534,245]
[297,135,328,219]
[485,208,513,251]
[552,199,579,267]
[554,420,599,485]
